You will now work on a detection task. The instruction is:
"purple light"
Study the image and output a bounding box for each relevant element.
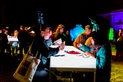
[99,11,123,32]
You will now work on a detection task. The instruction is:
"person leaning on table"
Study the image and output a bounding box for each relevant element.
[77,31,111,82]
[31,25,65,82]
[73,25,92,48]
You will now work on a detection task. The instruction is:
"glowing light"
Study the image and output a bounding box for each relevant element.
[38,11,44,24]
[70,24,84,41]
[108,28,114,40]
[30,31,35,34]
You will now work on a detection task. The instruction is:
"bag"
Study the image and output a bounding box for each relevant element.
[13,40,41,82]
[12,42,18,48]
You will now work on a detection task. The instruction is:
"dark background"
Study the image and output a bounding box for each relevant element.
[0,0,123,29]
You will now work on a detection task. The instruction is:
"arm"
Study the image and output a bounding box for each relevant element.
[85,37,93,47]
[96,47,106,69]
[79,44,93,52]
[73,34,83,48]
[47,47,59,58]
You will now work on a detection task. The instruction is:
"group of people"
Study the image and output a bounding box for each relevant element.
[30,17,111,82]
[0,25,31,61]
[0,16,111,82]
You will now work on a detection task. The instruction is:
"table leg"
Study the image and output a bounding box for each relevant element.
[49,71,52,82]
[94,72,96,82]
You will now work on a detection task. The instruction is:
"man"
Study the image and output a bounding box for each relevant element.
[18,25,30,60]
[73,25,92,48]
[32,26,65,82]
[1,29,11,54]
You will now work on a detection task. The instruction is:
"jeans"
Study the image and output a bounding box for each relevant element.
[32,68,57,82]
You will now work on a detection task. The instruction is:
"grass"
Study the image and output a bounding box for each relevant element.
[111,61,123,82]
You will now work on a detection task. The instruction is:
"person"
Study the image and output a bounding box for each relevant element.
[31,25,65,82]
[53,24,67,44]
[1,29,11,54]
[73,25,92,48]
[18,25,30,60]
[84,31,96,48]
[115,33,123,61]
[78,31,111,82]
[65,30,72,45]
[11,30,19,56]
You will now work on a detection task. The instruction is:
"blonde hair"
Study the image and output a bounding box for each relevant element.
[14,30,18,36]
[54,24,65,38]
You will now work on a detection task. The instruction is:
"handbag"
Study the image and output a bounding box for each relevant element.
[13,40,41,82]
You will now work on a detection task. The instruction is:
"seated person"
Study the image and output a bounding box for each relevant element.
[78,32,111,82]
[73,25,92,48]
[84,31,97,48]
[31,25,65,82]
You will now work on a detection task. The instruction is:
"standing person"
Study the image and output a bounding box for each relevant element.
[18,25,30,60]
[11,30,19,56]
[1,29,11,54]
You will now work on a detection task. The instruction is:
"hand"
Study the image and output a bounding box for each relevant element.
[54,42,59,46]
[59,43,65,50]
[77,43,82,47]
[84,52,95,58]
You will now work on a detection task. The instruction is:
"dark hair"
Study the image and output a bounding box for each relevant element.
[32,25,40,37]
[92,31,108,46]
[91,16,110,45]
[42,25,52,31]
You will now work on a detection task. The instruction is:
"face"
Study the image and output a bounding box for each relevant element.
[0,30,2,33]
[119,29,122,33]
[20,25,24,30]
[6,27,9,29]
[40,31,44,36]
[44,27,52,37]
[85,28,92,35]
[59,28,64,33]
[4,30,8,34]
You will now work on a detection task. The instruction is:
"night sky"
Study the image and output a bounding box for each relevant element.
[0,0,123,29]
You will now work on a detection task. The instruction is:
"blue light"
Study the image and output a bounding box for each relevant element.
[70,24,85,41]
[38,11,44,24]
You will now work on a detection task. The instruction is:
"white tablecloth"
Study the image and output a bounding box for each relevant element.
[50,45,96,70]
[49,46,96,82]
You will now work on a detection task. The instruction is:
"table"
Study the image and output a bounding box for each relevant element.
[49,46,96,82]
[7,36,18,42]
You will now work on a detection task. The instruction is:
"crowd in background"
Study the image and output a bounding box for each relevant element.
[0,16,123,82]
[0,24,73,61]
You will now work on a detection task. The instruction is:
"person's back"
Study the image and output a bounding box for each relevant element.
[18,30,29,43]
[96,42,111,82]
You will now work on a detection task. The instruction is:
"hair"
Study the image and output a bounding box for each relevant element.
[85,24,93,30]
[42,25,52,32]
[92,31,109,46]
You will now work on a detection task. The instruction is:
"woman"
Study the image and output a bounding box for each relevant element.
[78,31,112,82]
[11,30,19,55]
[53,24,67,44]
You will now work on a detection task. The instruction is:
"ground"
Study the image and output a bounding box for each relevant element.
[0,43,123,82]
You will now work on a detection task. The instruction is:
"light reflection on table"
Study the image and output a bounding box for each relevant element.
[49,45,96,82]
